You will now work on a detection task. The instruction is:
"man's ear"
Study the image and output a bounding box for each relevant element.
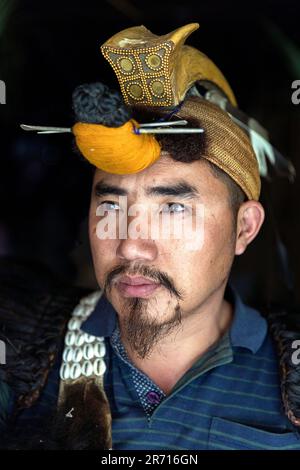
[235,201,265,256]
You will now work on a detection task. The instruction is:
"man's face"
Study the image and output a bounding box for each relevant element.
[89,154,237,357]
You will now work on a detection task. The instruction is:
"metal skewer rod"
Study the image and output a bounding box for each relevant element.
[139,120,188,128]
[20,124,72,133]
[135,128,204,134]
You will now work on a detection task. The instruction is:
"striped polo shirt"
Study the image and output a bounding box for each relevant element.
[80,287,300,450]
[5,287,300,450]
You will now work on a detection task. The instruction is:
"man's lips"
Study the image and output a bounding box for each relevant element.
[117,276,157,286]
[115,275,160,298]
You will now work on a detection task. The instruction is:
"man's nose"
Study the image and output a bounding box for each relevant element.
[116,237,158,263]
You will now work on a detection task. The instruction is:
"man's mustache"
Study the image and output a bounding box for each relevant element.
[103,264,182,300]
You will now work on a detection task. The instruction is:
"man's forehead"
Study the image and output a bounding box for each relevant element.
[93,155,208,190]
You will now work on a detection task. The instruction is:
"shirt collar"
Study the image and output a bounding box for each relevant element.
[81,285,267,354]
[226,285,267,353]
[81,292,117,337]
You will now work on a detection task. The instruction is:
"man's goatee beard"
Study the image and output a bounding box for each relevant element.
[121,297,182,359]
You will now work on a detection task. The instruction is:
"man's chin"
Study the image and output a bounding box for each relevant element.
[123,303,183,359]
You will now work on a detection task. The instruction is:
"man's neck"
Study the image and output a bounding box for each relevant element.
[118,287,234,394]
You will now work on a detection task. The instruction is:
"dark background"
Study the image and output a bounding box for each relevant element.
[0,0,300,308]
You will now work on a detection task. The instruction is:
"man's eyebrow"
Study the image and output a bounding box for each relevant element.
[94,180,199,198]
[145,181,199,198]
[94,181,128,197]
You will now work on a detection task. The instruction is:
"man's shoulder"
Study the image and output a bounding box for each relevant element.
[227,289,300,428]
[0,256,90,419]
[250,303,300,428]
[0,380,14,432]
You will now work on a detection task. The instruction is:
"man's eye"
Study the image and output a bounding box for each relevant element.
[99,200,120,212]
[161,202,186,213]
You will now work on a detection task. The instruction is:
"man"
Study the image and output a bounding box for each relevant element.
[1,22,300,450]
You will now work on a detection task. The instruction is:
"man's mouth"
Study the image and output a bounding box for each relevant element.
[115,275,160,298]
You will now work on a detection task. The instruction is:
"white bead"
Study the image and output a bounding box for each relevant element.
[83,333,95,343]
[83,344,94,360]
[94,342,106,358]
[63,347,74,363]
[94,358,106,376]
[80,290,102,306]
[72,304,85,317]
[83,306,95,317]
[75,333,85,347]
[82,361,93,377]
[60,363,70,380]
[70,363,82,379]
[65,331,76,346]
[72,347,83,362]
[68,318,81,331]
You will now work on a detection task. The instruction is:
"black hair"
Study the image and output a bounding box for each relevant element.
[72,82,131,127]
